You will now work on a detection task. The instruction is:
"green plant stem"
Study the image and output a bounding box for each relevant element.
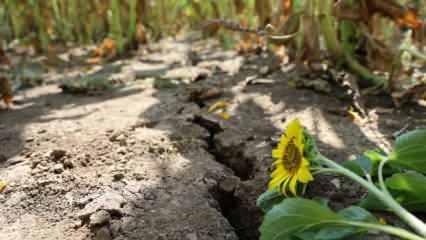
[401,46,426,62]
[378,158,391,196]
[29,0,49,52]
[128,0,137,45]
[110,0,124,53]
[317,154,426,237]
[341,221,426,240]
[344,53,388,89]
[312,168,340,175]
[318,0,342,58]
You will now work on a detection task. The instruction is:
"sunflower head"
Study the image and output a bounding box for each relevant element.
[268,119,314,196]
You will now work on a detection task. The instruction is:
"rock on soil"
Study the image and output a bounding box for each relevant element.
[89,210,111,227]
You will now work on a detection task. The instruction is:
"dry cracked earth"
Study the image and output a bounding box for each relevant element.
[1,39,426,240]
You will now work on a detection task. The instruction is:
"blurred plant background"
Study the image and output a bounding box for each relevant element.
[0,0,262,52]
[1,0,426,100]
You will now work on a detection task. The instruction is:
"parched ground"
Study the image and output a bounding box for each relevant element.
[1,39,425,240]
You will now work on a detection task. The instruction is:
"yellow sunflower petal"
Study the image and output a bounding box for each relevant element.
[271,165,288,177]
[289,176,299,195]
[273,159,285,166]
[272,149,283,159]
[268,118,313,197]
[297,167,314,183]
[280,177,292,196]
[285,119,303,142]
[278,135,290,146]
[0,180,7,193]
[301,158,310,167]
[270,170,288,183]
[208,100,229,113]
[268,173,290,191]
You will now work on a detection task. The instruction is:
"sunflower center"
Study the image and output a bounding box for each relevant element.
[282,138,302,173]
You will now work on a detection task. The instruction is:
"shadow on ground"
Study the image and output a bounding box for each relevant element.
[0,86,141,162]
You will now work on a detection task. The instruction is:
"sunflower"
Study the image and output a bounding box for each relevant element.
[268,119,314,196]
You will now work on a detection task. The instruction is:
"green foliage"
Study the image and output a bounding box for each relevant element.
[342,155,373,177]
[109,0,124,53]
[260,198,340,240]
[361,173,426,213]
[259,198,375,240]
[389,129,426,174]
[303,130,320,165]
[0,0,259,51]
[28,0,49,51]
[386,173,426,212]
[342,150,389,177]
[256,190,285,213]
[127,0,138,46]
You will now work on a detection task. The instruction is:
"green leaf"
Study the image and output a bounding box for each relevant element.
[303,130,320,165]
[260,198,342,240]
[312,197,330,207]
[256,190,285,213]
[361,173,426,213]
[359,193,386,212]
[385,173,426,212]
[260,198,380,240]
[365,150,401,177]
[364,149,386,163]
[314,207,376,240]
[338,206,377,223]
[389,129,426,174]
[293,231,317,240]
[342,150,388,177]
[258,199,369,240]
[342,155,372,177]
[314,227,357,240]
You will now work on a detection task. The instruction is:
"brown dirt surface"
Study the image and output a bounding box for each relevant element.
[1,39,425,240]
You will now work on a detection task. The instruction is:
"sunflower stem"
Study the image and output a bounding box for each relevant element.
[312,168,343,175]
[365,173,373,184]
[311,167,340,174]
[378,158,391,196]
[317,154,426,237]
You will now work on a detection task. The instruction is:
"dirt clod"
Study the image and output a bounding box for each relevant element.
[63,159,74,169]
[52,163,64,174]
[49,149,67,161]
[94,226,112,240]
[89,210,111,227]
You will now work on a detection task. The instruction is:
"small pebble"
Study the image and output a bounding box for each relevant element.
[37,129,47,134]
[90,210,111,227]
[50,149,67,161]
[64,159,74,169]
[330,178,341,189]
[133,173,145,181]
[116,147,127,155]
[53,163,64,174]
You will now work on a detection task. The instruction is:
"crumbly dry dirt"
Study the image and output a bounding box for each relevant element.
[1,39,425,240]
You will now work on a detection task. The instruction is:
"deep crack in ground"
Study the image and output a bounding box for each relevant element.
[192,115,260,240]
